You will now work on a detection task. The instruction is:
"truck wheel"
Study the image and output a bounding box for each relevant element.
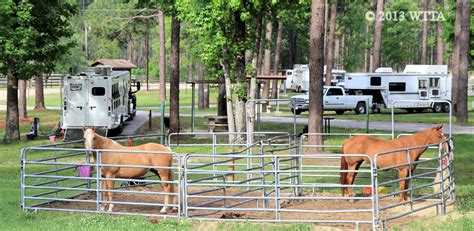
[442,103,450,113]
[355,102,366,114]
[335,110,345,115]
[291,108,302,115]
[432,103,443,113]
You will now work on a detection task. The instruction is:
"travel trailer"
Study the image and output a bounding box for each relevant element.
[62,66,140,136]
[286,64,346,92]
[343,65,451,112]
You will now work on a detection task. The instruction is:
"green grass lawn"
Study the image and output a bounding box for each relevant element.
[1,109,474,230]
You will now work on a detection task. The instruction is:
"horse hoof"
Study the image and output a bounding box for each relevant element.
[100,206,106,211]
[160,207,169,214]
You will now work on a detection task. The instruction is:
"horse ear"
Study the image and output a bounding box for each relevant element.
[437,124,444,130]
[82,127,86,132]
[91,127,95,132]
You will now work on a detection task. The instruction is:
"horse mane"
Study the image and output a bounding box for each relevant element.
[94,133,122,149]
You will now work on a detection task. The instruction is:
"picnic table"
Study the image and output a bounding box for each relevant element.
[205,116,228,132]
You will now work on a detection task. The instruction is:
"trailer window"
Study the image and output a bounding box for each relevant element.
[419,79,428,89]
[92,87,105,96]
[389,82,406,92]
[429,78,440,88]
[326,88,343,96]
[370,77,381,86]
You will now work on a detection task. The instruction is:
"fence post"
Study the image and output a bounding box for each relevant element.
[274,156,281,220]
[96,151,102,213]
[438,143,447,215]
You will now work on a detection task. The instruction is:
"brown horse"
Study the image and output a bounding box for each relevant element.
[83,128,175,213]
[340,125,448,201]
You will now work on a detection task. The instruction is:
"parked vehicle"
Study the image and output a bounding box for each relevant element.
[290,86,373,115]
[62,66,140,133]
[285,64,346,92]
[343,65,451,113]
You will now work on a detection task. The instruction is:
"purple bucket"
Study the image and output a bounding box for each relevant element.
[78,166,92,177]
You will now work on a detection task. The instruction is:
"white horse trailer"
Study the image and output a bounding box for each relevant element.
[62,67,140,136]
[344,65,451,113]
[288,64,346,92]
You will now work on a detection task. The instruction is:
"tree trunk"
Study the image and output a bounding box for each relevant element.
[271,21,283,99]
[198,63,209,109]
[372,0,384,70]
[221,56,236,143]
[435,0,445,64]
[288,28,297,68]
[18,79,27,120]
[233,11,247,141]
[169,14,180,133]
[4,70,20,143]
[452,0,471,123]
[127,37,133,62]
[421,0,430,64]
[249,13,263,145]
[325,2,337,86]
[364,25,370,72]
[188,56,194,81]
[217,75,227,117]
[158,10,166,102]
[34,72,46,110]
[308,0,325,150]
[262,21,272,107]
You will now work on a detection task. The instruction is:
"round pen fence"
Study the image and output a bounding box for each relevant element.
[21,132,455,230]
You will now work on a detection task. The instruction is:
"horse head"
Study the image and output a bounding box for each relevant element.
[83,127,97,163]
[427,124,449,153]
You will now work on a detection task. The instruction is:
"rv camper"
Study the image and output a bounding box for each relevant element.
[62,66,140,138]
[287,64,346,92]
[344,65,451,113]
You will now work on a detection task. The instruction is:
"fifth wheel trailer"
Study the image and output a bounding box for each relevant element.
[343,65,451,113]
[62,67,140,139]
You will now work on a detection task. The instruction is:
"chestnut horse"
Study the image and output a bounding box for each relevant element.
[341,125,448,201]
[83,128,175,213]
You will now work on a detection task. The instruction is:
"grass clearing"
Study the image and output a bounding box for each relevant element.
[1,108,474,230]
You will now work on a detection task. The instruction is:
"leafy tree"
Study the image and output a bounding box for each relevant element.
[381,0,419,71]
[0,0,76,143]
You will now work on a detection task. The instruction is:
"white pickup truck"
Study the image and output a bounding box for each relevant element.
[290,86,373,115]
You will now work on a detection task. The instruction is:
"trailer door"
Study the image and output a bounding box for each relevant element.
[63,78,87,127]
[88,78,109,127]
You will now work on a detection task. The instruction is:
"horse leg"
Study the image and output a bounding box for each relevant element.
[345,162,360,198]
[157,169,173,213]
[100,179,108,211]
[398,168,410,201]
[106,174,115,212]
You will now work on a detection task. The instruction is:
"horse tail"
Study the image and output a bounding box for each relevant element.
[340,156,348,196]
[166,147,175,194]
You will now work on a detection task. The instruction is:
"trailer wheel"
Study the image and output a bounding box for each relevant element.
[335,110,345,115]
[442,103,450,113]
[432,103,443,113]
[355,102,366,114]
[405,109,415,113]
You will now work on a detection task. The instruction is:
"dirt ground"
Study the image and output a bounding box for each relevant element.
[38,185,451,230]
